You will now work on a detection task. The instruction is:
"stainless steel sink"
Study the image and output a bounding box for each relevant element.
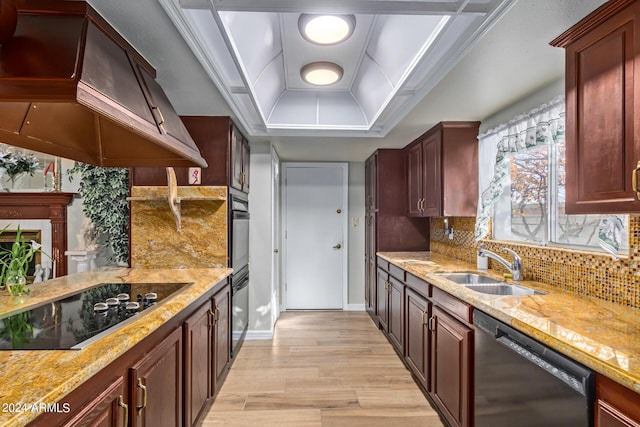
[434,273,546,296]
[436,272,502,285]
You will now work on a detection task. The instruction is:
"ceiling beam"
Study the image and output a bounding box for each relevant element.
[180,0,493,15]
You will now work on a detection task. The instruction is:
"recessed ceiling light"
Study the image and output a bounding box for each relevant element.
[299,14,356,45]
[301,62,344,86]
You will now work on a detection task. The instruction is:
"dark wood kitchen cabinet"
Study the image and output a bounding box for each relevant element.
[376,258,405,356]
[131,116,250,194]
[551,0,640,213]
[405,286,431,390]
[595,374,640,427]
[61,376,127,427]
[405,121,480,217]
[184,301,213,426]
[130,327,183,427]
[213,284,231,393]
[364,150,430,322]
[184,283,230,426]
[430,289,473,427]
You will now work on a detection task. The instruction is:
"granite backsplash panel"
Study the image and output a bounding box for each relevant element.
[429,216,640,309]
[130,186,228,269]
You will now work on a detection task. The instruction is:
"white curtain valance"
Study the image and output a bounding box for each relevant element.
[474,95,566,241]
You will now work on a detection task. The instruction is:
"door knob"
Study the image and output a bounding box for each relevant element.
[333,244,342,249]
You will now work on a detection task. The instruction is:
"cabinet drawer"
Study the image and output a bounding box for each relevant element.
[406,272,430,298]
[390,264,405,281]
[377,257,390,272]
[432,287,472,324]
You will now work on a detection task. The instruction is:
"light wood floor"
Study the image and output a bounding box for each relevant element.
[201,311,445,426]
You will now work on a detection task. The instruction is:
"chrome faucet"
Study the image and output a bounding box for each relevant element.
[477,244,522,281]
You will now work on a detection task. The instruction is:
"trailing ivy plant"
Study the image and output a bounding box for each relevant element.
[68,163,129,265]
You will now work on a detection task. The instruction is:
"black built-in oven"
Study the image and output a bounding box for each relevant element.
[230,195,249,358]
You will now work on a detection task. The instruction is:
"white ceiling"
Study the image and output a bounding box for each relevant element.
[88,0,606,161]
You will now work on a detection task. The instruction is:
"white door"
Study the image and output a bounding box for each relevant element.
[283,163,348,310]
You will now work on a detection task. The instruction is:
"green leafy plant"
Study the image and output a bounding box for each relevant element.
[0,151,39,185]
[68,162,129,264]
[1,312,34,348]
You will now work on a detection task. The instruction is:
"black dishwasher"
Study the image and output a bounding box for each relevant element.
[474,310,595,427]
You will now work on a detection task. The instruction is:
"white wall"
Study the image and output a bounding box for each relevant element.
[347,162,365,309]
[248,141,277,337]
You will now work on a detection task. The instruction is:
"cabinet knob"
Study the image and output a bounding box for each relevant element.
[274,248,279,253]
[333,243,342,249]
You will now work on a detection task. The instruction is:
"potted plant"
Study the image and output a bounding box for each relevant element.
[0,226,49,296]
[0,149,39,189]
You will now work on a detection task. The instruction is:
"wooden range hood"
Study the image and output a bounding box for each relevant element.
[0,0,207,167]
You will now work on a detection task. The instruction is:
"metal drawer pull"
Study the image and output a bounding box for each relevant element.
[118,395,128,427]
[633,161,640,198]
[208,309,215,328]
[136,378,147,414]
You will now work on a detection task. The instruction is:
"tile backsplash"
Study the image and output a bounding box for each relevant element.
[430,216,640,309]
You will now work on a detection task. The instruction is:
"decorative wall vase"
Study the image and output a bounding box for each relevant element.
[5,269,27,296]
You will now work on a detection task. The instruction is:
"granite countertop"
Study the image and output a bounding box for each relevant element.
[0,267,232,427]
[377,251,640,396]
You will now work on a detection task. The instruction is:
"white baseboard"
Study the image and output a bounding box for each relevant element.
[245,330,274,340]
[346,304,365,311]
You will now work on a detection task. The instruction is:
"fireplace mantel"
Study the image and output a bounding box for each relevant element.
[0,192,75,277]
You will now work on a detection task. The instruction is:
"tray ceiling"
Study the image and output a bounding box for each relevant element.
[160,0,516,137]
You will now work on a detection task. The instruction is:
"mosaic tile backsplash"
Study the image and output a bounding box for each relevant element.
[430,216,640,309]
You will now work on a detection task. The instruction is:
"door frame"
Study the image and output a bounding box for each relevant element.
[281,162,349,310]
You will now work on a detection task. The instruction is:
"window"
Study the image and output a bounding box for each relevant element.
[478,96,628,256]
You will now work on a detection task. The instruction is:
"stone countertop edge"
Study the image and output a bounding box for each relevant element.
[377,251,640,396]
[0,267,232,427]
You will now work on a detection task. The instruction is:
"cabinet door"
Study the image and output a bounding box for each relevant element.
[405,288,430,389]
[62,376,127,427]
[184,301,213,427]
[376,268,389,331]
[596,374,640,427]
[241,137,250,193]
[366,257,377,319]
[213,284,230,393]
[387,275,405,355]
[560,2,640,213]
[406,142,423,217]
[130,327,183,427]
[230,125,244,191]
[430,306,472,427]
[422,133,442,217]
[365,154,377,211]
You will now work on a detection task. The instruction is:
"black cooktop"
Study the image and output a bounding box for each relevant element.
[0,282,189,350]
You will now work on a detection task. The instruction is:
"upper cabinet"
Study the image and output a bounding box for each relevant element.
[230,125,250,194]
[405,122,479,217]
[551,0,640,213]
[131,116,250,195]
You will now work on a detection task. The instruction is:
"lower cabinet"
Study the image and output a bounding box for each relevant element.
[61,376,127,427]
[596,374,640,427]
[376,259,406,356]
[387,275,405,354]
[130,327,183,427]
[405,288,430,390]
[430,306,472,427]
[184,283,230,427]
[213,284,231,393]
[376,267,389,332]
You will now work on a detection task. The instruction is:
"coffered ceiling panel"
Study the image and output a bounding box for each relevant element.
[160,0,516,137]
